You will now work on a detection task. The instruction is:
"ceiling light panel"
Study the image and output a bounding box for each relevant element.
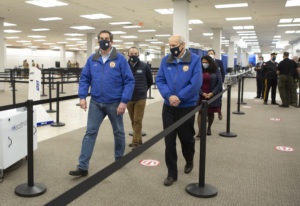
[215,3,248,9]
[39,17,62,21]
[32,28,50,31]
[70,26,95,30]
[4,22,16,26]
[154,8,174,15]
[285,0,300,7]
[26,0,68,8]
[226,17,252,21]
[80,13,112,19]
[4,30,22,33]
[109,22,131,25]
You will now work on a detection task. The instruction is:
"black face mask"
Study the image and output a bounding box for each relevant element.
[129,56,139,63]
[99,40,110,50]
[170,46,181,57]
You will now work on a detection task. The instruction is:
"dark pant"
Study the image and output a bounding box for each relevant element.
[256,77,263,98]
[162,104,195,179]
[263,78,277,103]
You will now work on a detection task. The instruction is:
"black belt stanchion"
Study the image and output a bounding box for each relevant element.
[240,76,247,105]
[232,76,245,115]
[15,100,47,197]
[186,100,218,198]
[47,72,56,113]
[219,84,237,137]
[147,86,154,99]
[41,72,47,97]
[51,82,65,127]
[12,79,16,105]
[60,71,66,94]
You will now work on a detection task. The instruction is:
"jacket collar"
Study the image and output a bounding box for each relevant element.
[92,47,117,61]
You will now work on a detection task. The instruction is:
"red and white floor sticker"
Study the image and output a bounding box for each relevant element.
[139,159,160,167]
[270,117,281,121]
[275,146,294,152]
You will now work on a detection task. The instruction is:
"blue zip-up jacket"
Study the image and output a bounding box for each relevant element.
[78,47,135,104]
[156,49,202,107]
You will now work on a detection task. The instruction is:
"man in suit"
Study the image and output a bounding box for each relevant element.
[254,56,264,98]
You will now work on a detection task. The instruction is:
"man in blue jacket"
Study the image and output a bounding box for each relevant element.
[156,34,202,186]
[69,30,135,177]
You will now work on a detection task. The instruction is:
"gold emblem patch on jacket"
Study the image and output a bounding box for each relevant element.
[183,65,189,72]
[110,62,116,68]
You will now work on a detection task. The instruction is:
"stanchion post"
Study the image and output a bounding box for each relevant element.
[15,100,47,197]
[47,71,56,113]
[60,70,66,94]
[232,76,245,115]
[147,86,154,99]
[41,71,47,97]
[12,79,16,105]
[51,82,65,127]
[185,100,218,198]
[240,75,247,105]
[219,84,237,137]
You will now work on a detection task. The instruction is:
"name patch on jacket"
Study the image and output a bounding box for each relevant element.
[110,62,116,68]
[136,69,143,73]
[183,65,189,72]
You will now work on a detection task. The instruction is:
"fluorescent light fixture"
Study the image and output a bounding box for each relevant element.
[32,28,50,31]
[33,39,46,42]
[111,31,126,34]
[66,38,82,41]
[16,40,31,43]
[28,35,46,38]
[273,35,281,38]
[109,22,131,25]
[150,41,164,44]
[39,17,62,21]
[123,25,141,29]
[26,0,68,8]
[145,39,158,41]
[154,8,174,15]
[215,3,248,9]
[155,34,171,37]
[124,42,134,45]
[285,30,295,33]
[241,36,257,39]
[279,18,293,23]
[4,30,22,33]
[80,13,112,19]
[43,42,55,45]
[120,35,138,39]
[226,17,252,21]
[64,33,84,37]
[4,22,16,26]
[57,41,68,44]
[138,29,156,32]
[278,24,300,27]
[189,19,203,24]
[285,0,300,7]
[202,33,213,36]
[113,40,123,42]
[139,44,149,47]
[5,36,19,39]
[294,18,300,22]
[233,25,254,30]
[236,31,256,33]
[70,26,95,30]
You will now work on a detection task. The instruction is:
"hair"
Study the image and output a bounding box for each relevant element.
[169,34,185,44]
[207,49,216,55]
[283,51,289,57]
[201,55,218,73]
[128,47,139,55]
[97,30,113,42]
[259,56,264,60]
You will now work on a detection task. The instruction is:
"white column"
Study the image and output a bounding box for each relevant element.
[0,18,5,91]
[228,41,235,68]
[212,28,222,59]
[59,44,66,68]
[237,46,242,66]
[87,33,96,57]
[173,0,190,47]
[241,49,248,67]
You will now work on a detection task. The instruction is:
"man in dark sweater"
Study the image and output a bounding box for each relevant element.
[127,47,153,148]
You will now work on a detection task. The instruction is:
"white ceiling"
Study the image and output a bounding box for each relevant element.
[1,0,300,54]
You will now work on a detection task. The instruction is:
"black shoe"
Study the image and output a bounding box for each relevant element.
[254,96,260,99]
[69,168,88,177]
[271,102,279,105]
[279,104,289,108]
[207,128,211,136]
[184,163,193,174]
[163,177,177,186]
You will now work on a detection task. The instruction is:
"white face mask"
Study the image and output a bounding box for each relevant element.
[209,54,215,59]
[202,63,209,69]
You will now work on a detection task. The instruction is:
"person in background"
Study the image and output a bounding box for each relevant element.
[127,47,153,148]
[289,55,299,107]
[23,59,29,69]
[156,34,202,186]
[67,60,72,68]
[261,52,278,105]
[32,60,35,67]
[207,49,224,120]
[197,55,222,137]
[69,30,135,177]
[254,56,264,99]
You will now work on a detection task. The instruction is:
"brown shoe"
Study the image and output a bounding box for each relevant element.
[163,177,177,186]
[129,143,138,147]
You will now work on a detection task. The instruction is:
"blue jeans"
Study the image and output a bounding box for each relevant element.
[78,99,125,170]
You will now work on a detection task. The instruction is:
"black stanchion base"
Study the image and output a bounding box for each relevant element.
[219,132,237,138]
[51,122,65,127]
[40,94,47,97]
[232,111,245,115]
[15,183,47,197]
[46,109,56,113]
[59,92,66,94]
[128,131,146,136]
[241,102,247,105]
[186,183,218,198]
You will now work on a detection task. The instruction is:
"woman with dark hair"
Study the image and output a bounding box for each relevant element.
[196,55,222,137]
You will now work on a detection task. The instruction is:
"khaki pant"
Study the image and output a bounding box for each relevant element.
[127,99,146,145]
